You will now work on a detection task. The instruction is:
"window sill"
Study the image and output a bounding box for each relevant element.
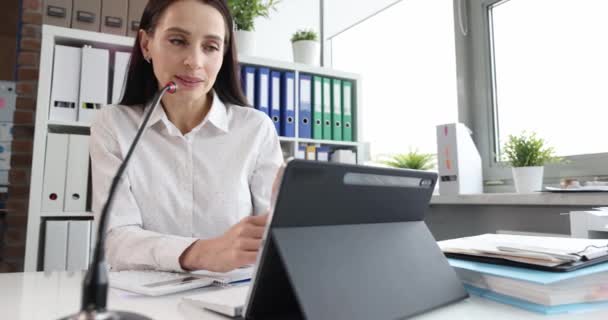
[430,192,608,206]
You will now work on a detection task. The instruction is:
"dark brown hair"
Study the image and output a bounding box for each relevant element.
[119,0,248,107]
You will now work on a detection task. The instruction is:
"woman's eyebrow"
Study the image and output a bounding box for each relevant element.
[165,27,224,42]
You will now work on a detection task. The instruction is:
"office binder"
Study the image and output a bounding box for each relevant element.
[44,220,69,271]
[254,67,270,115]
[49,45,81,122]
[295,145,306,159]
[0,142,11,170]
[298,74,312,139]
[322,77,332,140]
[269,70,281,135]
[316,146,330,161]
[312,76,323,139]
[127,0,147,37]
[72,0,101,32]
[112,52,131,104]
[305,145,316,160]
[78,46,109,124]
[280,71,295,137]
[0,123,12,141]
[67,220,92,271]
[0,81,16,122]
[241,66,255,106]
[331,78,343,141]
[101,0,128,35]
[342,80,354,142]
[64,134,90,212]
[43,0,73,28]
[41,133,69,213]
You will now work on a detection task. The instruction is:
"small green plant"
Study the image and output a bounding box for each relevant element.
[379,149,435,170]
[291,29,318,42]
[228,0,280,31]
[502,132,561,167]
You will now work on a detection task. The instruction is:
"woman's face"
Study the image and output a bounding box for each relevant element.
[140,0,226,103]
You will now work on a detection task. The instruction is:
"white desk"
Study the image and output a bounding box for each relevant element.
[2,271,608,320]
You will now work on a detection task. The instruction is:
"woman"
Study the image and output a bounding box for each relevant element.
[90,0,283,272]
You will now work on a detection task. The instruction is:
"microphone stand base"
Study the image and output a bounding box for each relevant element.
[58,310,153,320]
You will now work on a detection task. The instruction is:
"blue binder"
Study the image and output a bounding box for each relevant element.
[269,70,281,135]
[298,74,312,139]
[280,71,296,137]
[254,67,270,115]
[241,65,256,107]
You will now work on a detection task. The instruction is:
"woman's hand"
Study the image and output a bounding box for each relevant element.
[179,214,269,272]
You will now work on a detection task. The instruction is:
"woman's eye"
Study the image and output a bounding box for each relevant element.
[169,39,186,46]
[204,45,220,52]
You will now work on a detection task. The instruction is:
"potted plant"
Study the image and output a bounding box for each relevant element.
[228,0,280,56]
[291,29,319,65]
[503,132,561,193]
[379,149,436,170]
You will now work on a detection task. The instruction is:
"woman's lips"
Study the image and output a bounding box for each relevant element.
[175,75,204,89]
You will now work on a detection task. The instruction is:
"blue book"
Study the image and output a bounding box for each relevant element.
[240,66,256,107]
[298,74,312,139]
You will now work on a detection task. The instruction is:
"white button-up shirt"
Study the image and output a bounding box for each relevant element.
[90,91,283,271]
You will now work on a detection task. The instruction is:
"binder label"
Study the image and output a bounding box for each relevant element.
[301,79,311,111]
[272,77,280,110]
[323,82,331,114]
[287,78,295,111]
[333,83,341,115]
[246,73,254,105]
[260,74,268,108]
[314,80,322,112]
[344,85,352,116]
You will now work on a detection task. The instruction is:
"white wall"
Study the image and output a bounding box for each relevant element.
[252,0,320,62]
[251,0,399,63]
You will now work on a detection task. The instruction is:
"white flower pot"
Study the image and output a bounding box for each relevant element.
[235,30,255,57]
[512,166,544,193]
[292,40,319,66]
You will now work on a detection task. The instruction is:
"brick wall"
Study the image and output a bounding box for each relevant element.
[0,0,40,273]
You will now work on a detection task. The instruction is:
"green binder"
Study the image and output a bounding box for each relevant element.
[312,76,323,140]
[331,78,342,141]
[342,80,354,142]
[322,77,332,140]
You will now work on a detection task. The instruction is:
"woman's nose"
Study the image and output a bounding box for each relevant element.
[184,50,204,70]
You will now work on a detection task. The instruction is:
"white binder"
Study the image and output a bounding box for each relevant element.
[49,45,81,122]
[44,220,68,271]
[41,133,69,213]
[112,52,131,104]
[64,134,90,212]
[0,141,11,170]
[78,46,109,124]
[67,220,92,271]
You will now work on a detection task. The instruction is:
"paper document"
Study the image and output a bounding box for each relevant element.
[545,186,608,192]
[439,234,608,267]
[192,266,253,285]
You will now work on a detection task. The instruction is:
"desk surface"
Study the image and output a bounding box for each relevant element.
[2,272,608,320]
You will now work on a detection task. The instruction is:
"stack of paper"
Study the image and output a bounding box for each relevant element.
[439,234,608,314]
[448,258,608,314]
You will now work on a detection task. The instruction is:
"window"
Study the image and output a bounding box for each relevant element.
[491,0,608,158]
[329,0,457,163]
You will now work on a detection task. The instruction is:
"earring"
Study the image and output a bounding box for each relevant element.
[145,56,151,63]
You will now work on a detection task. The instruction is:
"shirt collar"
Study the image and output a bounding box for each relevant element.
[144,90,229,134]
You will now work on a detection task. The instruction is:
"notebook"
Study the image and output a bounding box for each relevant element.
[183,285,249,317]
[109,267,252,296]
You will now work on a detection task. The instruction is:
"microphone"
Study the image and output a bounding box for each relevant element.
[60,82,178,320]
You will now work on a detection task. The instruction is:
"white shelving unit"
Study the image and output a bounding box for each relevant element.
[24,25,364,271]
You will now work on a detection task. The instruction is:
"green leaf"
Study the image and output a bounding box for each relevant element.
[227,0,281,31]
[378,149,436,170]
[291,29,318,42]
[502,131,562,167]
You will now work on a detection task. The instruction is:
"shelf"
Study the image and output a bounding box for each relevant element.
[430,192,608,206]
[297,138,359,147]
[40,212,94,218]
[239,55,359,79]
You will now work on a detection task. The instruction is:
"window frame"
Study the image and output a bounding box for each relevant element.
[455,0,608,185]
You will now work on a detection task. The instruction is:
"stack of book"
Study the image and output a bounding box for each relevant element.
[439,234,608,314]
